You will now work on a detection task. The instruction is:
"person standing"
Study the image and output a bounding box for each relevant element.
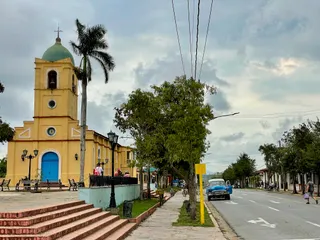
[306,178,318,204]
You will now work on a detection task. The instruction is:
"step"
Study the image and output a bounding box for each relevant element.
[0,234,38,240]
[0,204,93,227]
[57,215,120,240]
[82,219,128,240]
[0,201,85,219]
[104,223,137,240]
[0,208,102,235]
[41,211,110,240]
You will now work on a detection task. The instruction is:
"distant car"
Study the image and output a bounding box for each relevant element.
[206,178,233,201]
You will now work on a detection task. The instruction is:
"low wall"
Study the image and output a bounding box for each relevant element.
[78,184,140,208]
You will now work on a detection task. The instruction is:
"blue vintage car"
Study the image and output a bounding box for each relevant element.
[206,178,233,201]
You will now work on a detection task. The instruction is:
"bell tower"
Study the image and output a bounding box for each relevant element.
[33,29,78,121]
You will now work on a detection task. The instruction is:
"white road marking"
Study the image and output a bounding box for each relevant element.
[306,221,320,228]
[225,201,238,205]
[234,196,243,199]
[249,200,256,203]
[242,193,248,196]
[248,217,276,228]
[269,200,280,204]
[268,207,280,212]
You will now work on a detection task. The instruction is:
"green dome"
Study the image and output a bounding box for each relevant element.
[42,38,74,65]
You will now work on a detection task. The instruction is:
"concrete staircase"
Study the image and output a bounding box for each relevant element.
[0,200,136,240]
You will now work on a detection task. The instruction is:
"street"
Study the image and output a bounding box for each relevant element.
[210,189,320,240]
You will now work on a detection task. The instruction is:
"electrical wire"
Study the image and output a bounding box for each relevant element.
[171,0,186,76]
[187,0,193,78]
[198,0,214,80]
[233,109,320,119]
[194,0,201,80]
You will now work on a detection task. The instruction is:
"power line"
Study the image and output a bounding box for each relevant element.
[187,0,193,78]
[171,0,186,76]
[233,109,320,119]
[194,0,201,80]
[198,0,215,80]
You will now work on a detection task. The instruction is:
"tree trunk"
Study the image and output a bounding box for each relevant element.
[147,165,151,199]
[139,167,144,200]
[301,174,305,194]
[293,174,298,194]
[79,58,88,184]
[317,171,320,197]
[188,166,197,220]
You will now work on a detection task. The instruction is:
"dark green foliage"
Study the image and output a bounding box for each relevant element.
[0,82,14,143]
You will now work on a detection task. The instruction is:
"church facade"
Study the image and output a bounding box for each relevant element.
[6,35,136,186]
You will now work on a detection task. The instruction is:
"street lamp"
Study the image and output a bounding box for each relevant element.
[108,130,118,208]
[21,149,39,180]
[213,112,240,120]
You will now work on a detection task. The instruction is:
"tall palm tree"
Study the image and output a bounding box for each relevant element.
[70,19,115,184]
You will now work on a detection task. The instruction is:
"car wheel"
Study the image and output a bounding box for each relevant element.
[207,197,211,201]
[226,194,231,200]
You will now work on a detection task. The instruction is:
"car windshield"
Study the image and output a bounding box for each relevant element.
[209,181,225,186]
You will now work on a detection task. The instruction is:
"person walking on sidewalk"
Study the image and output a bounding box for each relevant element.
[306,178,318,204]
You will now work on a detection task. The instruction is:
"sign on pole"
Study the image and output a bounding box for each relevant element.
[195,163,206,224]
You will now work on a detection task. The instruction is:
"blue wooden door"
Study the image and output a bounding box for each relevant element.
[41,152,59,181]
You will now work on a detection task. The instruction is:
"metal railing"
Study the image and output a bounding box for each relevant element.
[89,175,138,187]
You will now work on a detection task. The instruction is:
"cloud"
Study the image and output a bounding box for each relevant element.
[220,132,245,142]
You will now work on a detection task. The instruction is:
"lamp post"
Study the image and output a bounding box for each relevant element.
[21,149,39,180]
[108,130,118,208]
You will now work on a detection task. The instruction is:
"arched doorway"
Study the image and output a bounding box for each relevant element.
[41,152,59,181]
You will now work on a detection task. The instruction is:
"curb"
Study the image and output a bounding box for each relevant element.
[204,201,220,228]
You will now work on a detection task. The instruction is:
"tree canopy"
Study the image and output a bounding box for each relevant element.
[114,75,215,219]
[0,82,14,143]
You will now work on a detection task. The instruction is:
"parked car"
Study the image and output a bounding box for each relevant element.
[206,178,233,201]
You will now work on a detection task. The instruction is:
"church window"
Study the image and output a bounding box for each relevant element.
[47,127,56,136]
[48,70,57,90]
[48,100,56,109]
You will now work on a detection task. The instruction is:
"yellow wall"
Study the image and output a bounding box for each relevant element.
[6,57,136,187]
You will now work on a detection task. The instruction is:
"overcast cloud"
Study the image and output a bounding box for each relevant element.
[1,0,320,173]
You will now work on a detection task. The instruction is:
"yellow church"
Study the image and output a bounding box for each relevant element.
[6,34,136,186]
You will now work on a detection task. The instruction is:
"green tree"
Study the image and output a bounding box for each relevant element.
[233,153,256,187]
[114,89,161,200]
[70,19,115,183]
[0,157,7,178]
[258,143,281,188]
[0,82,14,143]
[222,165,236,184]
[152,76,215,220]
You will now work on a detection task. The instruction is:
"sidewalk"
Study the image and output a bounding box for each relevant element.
[125,191,225,240]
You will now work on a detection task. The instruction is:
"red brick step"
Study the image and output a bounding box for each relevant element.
[41,211,111,239]
[104,223,137,240]
[0,204,93,227]
[0,208,102,235]
[0,201,85,219]
[57,215,120,240]
[82,219,128,240]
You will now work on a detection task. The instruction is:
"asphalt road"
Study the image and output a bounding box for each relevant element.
[210,189,320,240]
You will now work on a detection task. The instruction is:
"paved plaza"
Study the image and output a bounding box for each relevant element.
[0,191,78,212]
[125,191,225,240]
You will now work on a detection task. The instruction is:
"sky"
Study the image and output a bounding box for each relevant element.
[1,0,320,173]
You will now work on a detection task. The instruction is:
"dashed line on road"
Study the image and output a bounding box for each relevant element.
[306,221,320,228]
[249,200,256,203]
[234,196,243,199]
[268,206,280,212]
[269,200,280,204]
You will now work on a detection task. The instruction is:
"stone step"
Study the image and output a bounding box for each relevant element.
[0,234,37,239]
[42,211,110,239]
[0,204,93,227]
[104,223,137,240]
[57,215,120,240]
[82,219,128,240]
[0,200,85,219]
[0,208,102,235]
